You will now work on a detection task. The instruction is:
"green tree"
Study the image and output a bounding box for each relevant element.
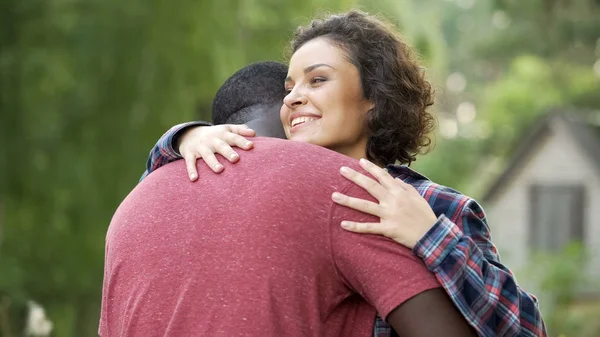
[411,0,600,196]
[526,243,600,337]
[0,1,356,335]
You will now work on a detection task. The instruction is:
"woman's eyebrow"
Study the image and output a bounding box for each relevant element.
[304,63,335,73]
[285,63,335,83]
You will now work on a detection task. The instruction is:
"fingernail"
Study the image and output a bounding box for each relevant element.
[341,221,351,229]
[332,192,343,202]
[230,153,238,160]
[190,173,197,180]
[215,164,223,170]
[340,166,351,174]
[245,141,253,147]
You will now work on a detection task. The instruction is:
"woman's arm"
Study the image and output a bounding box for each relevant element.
[140,121,211,181]
[413,198,546,337]
[331,159,547,337]
[140,122,255,182]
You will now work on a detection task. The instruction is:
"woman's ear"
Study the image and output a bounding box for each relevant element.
[362,98,375,114]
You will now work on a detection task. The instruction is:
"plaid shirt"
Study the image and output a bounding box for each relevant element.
[141,122,547,337]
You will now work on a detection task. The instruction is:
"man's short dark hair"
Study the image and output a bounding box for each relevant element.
[212,61,288,125]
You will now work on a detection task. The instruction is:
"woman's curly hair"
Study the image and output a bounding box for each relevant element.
[291,10,436,165]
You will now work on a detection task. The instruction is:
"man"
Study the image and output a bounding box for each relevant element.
[100,62,476,336]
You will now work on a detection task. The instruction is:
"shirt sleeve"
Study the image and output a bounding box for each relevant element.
[413,198,547,337]
[329,183,441,320]
[140,121,212,182]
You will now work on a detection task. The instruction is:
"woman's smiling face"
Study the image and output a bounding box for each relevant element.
[281,37,374,160]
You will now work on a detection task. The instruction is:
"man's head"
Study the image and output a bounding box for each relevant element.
[212,61,288,138]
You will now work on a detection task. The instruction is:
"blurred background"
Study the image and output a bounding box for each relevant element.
[1,0,600,336]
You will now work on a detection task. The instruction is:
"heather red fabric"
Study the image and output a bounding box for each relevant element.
[100,137,439,337]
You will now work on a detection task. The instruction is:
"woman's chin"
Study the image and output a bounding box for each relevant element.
[290,135,331,149]
[288,135,311,144]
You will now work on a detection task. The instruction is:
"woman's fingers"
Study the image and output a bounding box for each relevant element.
[213,139,240,163]
[358,158,399,190]
[332,192,381,217]
[224,132,254,150]
[340,221,389,236]
[198,148,225,173]
[211,132,255,163]
[339,166,387,200]
[229,124,256,137]
[184,154,199,181]
[178,124,256,181]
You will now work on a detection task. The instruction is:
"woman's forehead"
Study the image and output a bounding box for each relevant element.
[287,40,356,81]
[290,39,348,68]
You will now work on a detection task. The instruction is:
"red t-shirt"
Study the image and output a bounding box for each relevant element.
[100,138,440,337]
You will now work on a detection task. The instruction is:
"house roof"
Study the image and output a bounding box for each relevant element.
[482,108,600,203]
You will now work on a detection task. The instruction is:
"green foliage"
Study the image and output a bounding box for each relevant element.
[476,56,600,156]
[413,0,600,197]
[0,1,357,335]
[1,0,599,335]
[526,243,600,337]
[482,0,600,64]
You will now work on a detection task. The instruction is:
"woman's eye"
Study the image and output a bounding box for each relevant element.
[310,77,326,84]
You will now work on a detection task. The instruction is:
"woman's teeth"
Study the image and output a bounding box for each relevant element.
[291,117,318,127]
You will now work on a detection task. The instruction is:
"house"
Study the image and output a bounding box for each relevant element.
[481,110,600,294]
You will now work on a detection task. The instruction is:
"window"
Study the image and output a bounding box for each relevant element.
[529,184,585,252]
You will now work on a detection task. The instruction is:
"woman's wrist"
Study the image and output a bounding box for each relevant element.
[413,215,463,270]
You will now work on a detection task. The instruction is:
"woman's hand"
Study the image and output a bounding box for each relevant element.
[331,158,438,249]
[178,124,256,181]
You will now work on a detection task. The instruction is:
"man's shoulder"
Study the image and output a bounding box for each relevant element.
[141,138,364,208]
[249,137,349,157]
[141,159,189,187]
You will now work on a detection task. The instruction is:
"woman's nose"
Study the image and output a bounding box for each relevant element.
[283,90,308,108]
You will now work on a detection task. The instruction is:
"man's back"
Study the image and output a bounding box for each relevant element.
[100,138,439,337]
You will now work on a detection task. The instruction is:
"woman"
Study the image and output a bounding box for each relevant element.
[141,11,546,337]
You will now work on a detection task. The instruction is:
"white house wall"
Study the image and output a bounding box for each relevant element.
[484,121,600,291]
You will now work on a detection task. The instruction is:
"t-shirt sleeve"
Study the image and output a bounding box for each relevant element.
[329,182,441,320]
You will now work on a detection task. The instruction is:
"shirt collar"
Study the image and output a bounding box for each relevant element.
[385,164,430,181]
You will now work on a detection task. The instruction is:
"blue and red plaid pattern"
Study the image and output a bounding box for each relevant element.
[141,125,547,337]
